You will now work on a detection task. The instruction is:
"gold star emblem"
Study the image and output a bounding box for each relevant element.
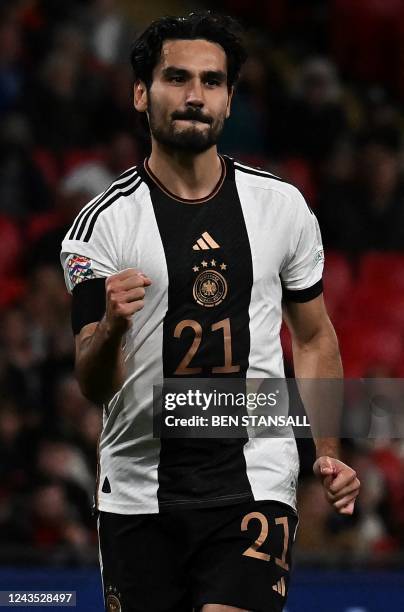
[220,263,227,270]
[193,266,199,272]
[201,260,208,268]
[210,259,216,267]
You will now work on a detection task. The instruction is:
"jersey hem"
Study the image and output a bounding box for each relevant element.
[158,491,253,511]
[97,492,297,515]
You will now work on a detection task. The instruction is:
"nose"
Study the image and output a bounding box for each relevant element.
[185,78,204,108]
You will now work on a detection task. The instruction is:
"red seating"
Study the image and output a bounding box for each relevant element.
[281,251,404,377]
[279,158,316,206]
[338,322,403,377]
[323,251,354,319]
[26,211,64,244]
[358,252,404,292]
[32,148,60,188]
[62,149,106,175]
[0,216,22,277]
[349,287,404,329]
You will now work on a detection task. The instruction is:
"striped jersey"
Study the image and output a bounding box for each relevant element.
[60,155,324,515]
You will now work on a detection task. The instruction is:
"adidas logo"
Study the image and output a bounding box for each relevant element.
[272,577,286,597]
[192,231,220,251]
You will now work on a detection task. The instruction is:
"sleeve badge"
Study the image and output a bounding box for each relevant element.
[66,254,96,289]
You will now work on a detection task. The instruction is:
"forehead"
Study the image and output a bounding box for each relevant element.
[156,38,227,73]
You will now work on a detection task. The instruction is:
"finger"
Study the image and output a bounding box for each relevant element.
[313,457,336,477]
[139,274,152,286]
[121,287,146,303]
[112,276,148,292]
[114,268,141,280]
[326,479,360,501]
[337,500,355,515]
[113,275,151,291]
[111,269,152,285]
[323,475,334,490]
[113,300,145,319]
[328,470,357,494]
[333,490,359,511]
[108,290,145,311]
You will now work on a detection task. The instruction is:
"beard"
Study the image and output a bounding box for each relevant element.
[148,99,226,154]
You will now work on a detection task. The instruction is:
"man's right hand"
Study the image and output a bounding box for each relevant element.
[105,268,152,335]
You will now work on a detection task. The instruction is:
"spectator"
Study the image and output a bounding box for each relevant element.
[277,57,348,163]
[318,128,404,251]
[0,13,23,115]
[0,114,51,218]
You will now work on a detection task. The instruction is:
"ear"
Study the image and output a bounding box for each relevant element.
[134,80,148,112]
[225,86,234,119]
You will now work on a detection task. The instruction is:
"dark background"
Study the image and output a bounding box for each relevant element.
[0,0,403,572]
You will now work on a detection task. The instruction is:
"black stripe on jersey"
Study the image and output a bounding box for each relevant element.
[233,161,284,182]
[147,158,254,511]
[283,279,323,303]
[68,167,139,241]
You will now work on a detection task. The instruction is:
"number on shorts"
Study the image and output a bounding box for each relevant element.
[275,516,290,570]
[241,512,290,568]
[241,512,270,561]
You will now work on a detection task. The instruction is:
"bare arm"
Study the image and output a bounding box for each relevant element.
[75,319,126,405]
[283,294,342,459]
[74,269,151,405]
[283,294,360,514]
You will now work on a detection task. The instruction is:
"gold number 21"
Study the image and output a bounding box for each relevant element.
[241,512,290,569]
[173,317,240,375]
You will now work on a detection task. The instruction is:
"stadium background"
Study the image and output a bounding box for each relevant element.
[0,0,403,610]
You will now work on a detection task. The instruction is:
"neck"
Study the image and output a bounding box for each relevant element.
[147,141,222,200]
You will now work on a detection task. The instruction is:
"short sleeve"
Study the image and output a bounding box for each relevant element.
[281,189,324,303]
[60,205,119,295]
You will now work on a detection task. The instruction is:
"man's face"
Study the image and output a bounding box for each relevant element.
[137,39,232,153]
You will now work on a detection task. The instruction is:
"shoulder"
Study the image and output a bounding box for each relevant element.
[64,164,146,244]
[227,156,307,211]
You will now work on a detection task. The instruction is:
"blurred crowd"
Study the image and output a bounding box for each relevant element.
[0,0,403,565]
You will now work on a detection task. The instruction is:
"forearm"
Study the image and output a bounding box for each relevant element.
[75,316,126,405]
[292,324,343,459]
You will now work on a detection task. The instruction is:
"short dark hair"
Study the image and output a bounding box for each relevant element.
[130,11,247,91]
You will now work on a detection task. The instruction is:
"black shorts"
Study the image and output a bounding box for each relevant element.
[98,500,298,612]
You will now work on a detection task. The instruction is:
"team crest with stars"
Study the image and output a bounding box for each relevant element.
[192,258,228,308]
[105,585,122,612]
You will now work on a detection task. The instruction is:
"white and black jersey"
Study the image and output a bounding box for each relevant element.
[60,155,324,515]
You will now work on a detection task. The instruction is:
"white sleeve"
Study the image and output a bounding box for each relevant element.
[60,207,119,295]
[280,188,324,301]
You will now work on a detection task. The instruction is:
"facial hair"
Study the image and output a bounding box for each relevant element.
[147,97,226,154]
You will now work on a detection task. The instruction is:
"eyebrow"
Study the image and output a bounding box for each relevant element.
[161,66,227,82]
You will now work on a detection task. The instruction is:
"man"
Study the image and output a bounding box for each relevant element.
[60,12,360,612]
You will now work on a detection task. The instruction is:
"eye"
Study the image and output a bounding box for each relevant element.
[170,75,185,83]
[205,79,220,87]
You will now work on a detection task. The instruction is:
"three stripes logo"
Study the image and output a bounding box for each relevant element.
[68,167,141,243]
[192,231,227,307]
[192,231,220,251]
[272,577,286,597]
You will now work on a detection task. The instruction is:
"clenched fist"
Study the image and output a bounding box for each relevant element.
[313,456,360,515]
[105,268,152,335]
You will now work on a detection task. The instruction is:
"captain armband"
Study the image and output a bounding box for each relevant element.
[71,278,106,335]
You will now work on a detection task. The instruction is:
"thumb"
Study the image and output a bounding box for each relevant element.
[314,456,336,478]
[138,273,152,286]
